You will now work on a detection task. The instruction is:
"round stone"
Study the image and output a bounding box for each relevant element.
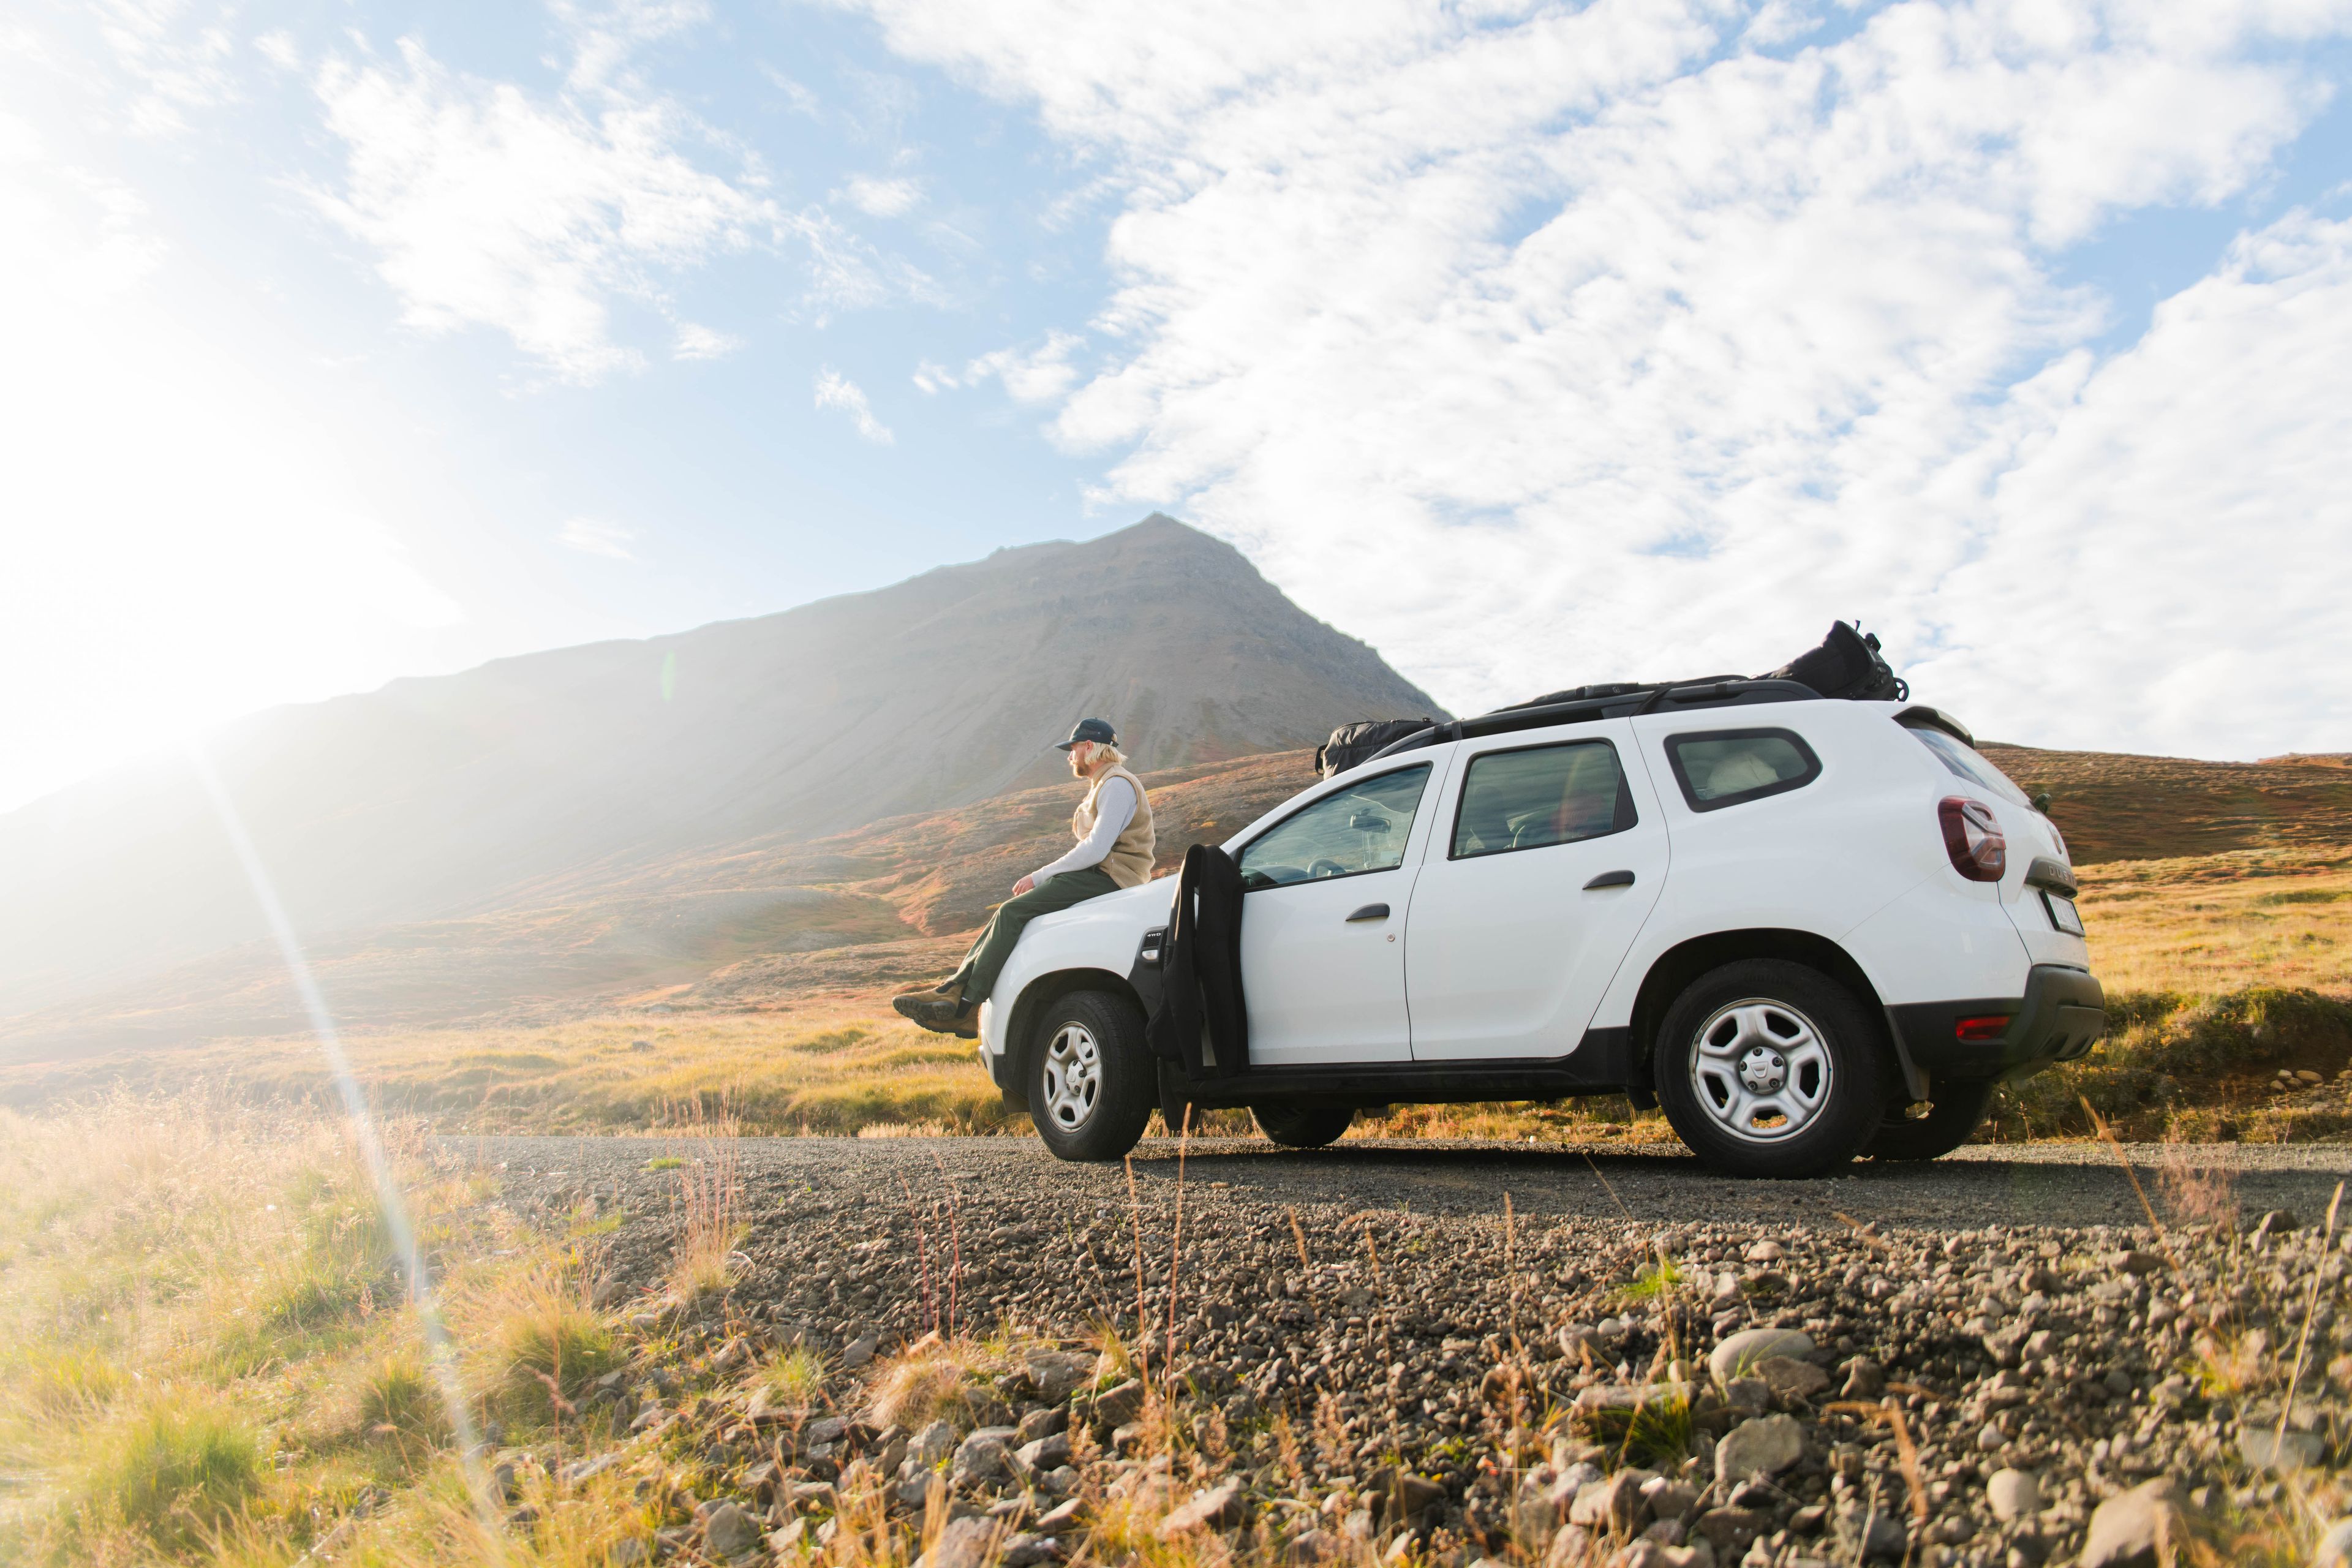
[1986,1468,2040,1523]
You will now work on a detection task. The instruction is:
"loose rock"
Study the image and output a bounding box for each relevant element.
[1985,1467,2039,1523]
[1159,1477,1246,1536]
[1708,1328,1813,1385]
[1714,1414,1805,1484]
[2080,1477,2187,1568]
[701,1502,760,1561]
[918,1515,999,1568]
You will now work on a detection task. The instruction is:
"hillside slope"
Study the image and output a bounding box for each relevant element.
[0,517,1439,1017]
[1985,744,2352,862]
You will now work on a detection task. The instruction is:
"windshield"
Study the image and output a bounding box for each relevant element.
[1905,723,2030,807]
[1237,764,1431,888]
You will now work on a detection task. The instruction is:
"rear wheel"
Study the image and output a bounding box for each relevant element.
[1252,1105,1354,1149]
[1864,1080,1996,1161]
[1027,991,1154,1161]
[1653,960,1890,1178]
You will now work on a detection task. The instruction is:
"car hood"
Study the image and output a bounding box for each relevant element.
[1028,875,1174,935]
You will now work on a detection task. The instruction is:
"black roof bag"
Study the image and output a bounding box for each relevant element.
[1314,718,1442,780]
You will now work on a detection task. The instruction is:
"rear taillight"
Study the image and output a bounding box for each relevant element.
[1939,796,2006,881]
[1954,1014,2013,1042]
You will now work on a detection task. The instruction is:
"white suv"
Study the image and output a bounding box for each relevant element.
[974,682,2106,1178]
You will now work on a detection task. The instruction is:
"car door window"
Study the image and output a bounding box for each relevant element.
[1237,765,1431,889]
[1450,741,1633,859]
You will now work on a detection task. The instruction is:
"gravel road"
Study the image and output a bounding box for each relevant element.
[469,1136,2352,1567]
[482,1133,2352,1235]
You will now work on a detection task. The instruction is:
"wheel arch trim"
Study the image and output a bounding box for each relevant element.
[1626,927,1912,1094]
[1001,967,1145,1101]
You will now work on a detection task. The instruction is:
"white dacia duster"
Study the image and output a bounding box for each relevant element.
[974,682,2106,1178]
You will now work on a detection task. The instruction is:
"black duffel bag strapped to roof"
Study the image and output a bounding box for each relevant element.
[1314,718,1441,780]
[1761,620,1907,703]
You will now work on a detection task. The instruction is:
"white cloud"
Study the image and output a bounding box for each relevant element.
[843,0,2352,757]
[1920,209,2352,758]
[965,330,1083,404]
[671,320,741,359]
[253,29,299,73]
[308,37,775,384]
[813,366,894,442]
[908,331,1084,401]
[844,173,922,216]
[559,517,639,559]
[94,0,241,138]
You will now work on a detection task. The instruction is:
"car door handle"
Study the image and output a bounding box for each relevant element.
[1583,870,1636,890]
[1345,902,1390,922]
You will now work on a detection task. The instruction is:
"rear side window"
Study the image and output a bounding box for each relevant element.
[1451,741,1634,859]
[1666,728,1821,812]
[1905,723,2030,807]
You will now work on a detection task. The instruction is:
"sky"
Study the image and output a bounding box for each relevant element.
[3,0,2350,815]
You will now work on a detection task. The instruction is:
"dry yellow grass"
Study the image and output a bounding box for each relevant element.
[0,1091,692,1566]
[2,1006,1018,1136]
[2076,845,2352,997]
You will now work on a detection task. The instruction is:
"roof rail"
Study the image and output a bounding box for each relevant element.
[1360,678,1820,767]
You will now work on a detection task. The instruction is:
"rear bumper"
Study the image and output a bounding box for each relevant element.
[1888,963,2107,1084]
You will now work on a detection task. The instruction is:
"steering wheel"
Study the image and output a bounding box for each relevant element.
[1306,858,1349,879]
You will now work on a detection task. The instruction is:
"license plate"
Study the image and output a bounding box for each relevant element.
[2043,891,2084,935]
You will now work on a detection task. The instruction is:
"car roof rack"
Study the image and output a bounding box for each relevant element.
[1360,677,1824,767]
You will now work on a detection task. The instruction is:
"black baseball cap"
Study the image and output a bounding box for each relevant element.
[1056,717,1118,751]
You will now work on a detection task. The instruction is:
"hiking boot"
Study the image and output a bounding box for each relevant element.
[893,993,974,1036]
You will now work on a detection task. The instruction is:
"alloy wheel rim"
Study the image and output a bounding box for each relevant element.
[1687,997,1833,1144]
[1042,1023,1102,1131]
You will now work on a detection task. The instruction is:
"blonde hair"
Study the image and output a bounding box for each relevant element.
[1079,740,1126,770]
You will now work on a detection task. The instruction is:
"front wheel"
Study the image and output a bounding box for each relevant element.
[1252,1105,1353,1149]
[1653,960,1890,1178]
[1028,990,1154,1161]
[1864,1079,1996,1161]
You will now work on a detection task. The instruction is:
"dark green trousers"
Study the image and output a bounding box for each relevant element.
[950,866,1121,1003]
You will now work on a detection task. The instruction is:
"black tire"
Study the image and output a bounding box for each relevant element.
[1652,959,1891,1178]
[1252,1105,1354,1149]
[1864,1079,1996,1161]
[1156,1061,1197,1139]
[1027,990,1155,1161]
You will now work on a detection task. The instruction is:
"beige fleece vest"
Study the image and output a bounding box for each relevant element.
[1075,764,1156,888]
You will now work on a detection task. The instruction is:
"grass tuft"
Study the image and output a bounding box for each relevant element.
[75,1400,263,1550]
[349,1351,448,1447]
[490,1277,624,1430]
[754,1346,830,1411]
[867,1337,998,1431]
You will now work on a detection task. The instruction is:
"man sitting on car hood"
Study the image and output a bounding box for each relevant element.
[894,718,1156,1036]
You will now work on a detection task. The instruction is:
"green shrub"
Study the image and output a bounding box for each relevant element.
[78,1401,262,1548]
[351,1353,447,1446]
[494,1291,623,1428]
[6,1345,127,1422]
[1995,986,2352,1137]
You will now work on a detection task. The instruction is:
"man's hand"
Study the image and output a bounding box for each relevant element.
[1011,874,1036,897]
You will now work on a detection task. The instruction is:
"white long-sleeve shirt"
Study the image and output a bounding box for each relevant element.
[1031,775,1137,886]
